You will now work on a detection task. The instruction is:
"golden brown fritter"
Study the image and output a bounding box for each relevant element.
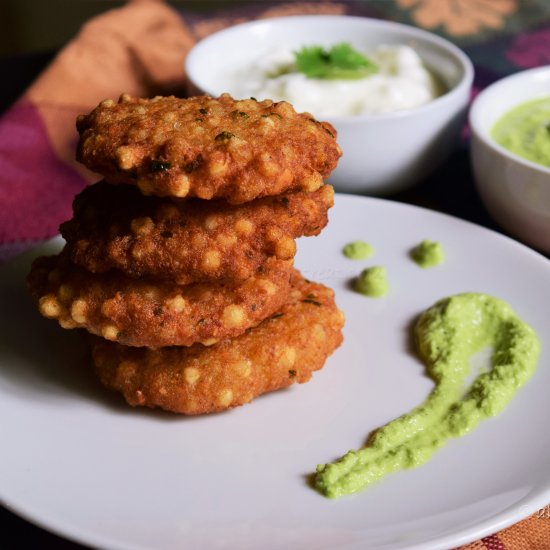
[61,181,334,284]
[28,253,293,348]
[76,93,341,203]
[90,275,345,414]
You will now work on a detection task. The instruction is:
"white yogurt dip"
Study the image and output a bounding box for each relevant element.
[228,45,444,117]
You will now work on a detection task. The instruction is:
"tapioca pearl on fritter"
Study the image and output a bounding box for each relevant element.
[127,127,149,142]
[227,138,253,162]
[222,304,247,328]
[99,98,115,108]
[255,279,277,296]
[101,298,118,318]
[233,264,251,280]
[313,324,326,342]
[161,111,177,123]
[273,102,294,116]
[203,215,220,231]
[149,131,166,143]
[118,360,137,378]
[266,227,283,242]
[259,155,279,177]
[159,323,178,340]
[201,249,221,271]
[191,233,207,249]
[202,338,219,346]
[130,216,154,236]
[260,115,276,128]
[190,125,205,136]
[131,241,155,259]
[278,347,297,369]
[208,155,229,178]
[301,199,321,219]
[301,172,323,192]
[276,168,293,187]
[216,232,238,247]
[171,174,190,198]
[320,183,335,202]
[266,227,295,257]
[156,385,168,396]
[184,400,198,414]
[133,390,146,405]
[257,117,276,136]
[59,318,78,329]
[183,367,200,385]
[289,289,302,301]
[217,389,233,408]
[39,295,61,318]
[234,219,254,235]
[235,98,260,111]
[275,237,296,259]
[231,360,252,378]
[165,295,187,313]
[116,145,140,170]
[102,325,119,341]
[70,299,88,324]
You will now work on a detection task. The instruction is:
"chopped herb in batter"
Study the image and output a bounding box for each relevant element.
[149,160,171,172]
[214,131,235,142]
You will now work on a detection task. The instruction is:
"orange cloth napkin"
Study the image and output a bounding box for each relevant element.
[1,0,549,547]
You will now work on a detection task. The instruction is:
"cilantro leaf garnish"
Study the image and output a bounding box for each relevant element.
[294,42,378,80]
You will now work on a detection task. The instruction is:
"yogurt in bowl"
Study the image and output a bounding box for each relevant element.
[186,15,473,195]
[228,44,445,117]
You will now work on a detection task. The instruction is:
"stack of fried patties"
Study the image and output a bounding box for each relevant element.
[28,93,345,414]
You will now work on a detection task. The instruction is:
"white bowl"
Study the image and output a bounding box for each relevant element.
[470,66,550,253]
[186,15,473,195]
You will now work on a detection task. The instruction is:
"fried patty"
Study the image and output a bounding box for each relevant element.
[60,181,334,284]
[28,253,292,348]
[90,275,344,414]
[76,93,341,203]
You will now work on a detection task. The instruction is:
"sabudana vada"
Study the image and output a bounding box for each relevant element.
[90,275,344,414]
[76,93,341,203]
[28,253,293,347]
[61,181,334,284]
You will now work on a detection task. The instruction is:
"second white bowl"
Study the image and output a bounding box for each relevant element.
[470,66,550,252]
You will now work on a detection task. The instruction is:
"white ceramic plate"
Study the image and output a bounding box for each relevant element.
[1,195,549,550]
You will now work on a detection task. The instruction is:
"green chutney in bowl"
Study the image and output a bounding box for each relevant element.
[492,96,550,168]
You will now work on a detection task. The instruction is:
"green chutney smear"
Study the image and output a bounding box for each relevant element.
[343,240,374,260]
[354,266,388,297]
[492,96,550,167]
[411,239,445,268]
[315,292,540,498]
